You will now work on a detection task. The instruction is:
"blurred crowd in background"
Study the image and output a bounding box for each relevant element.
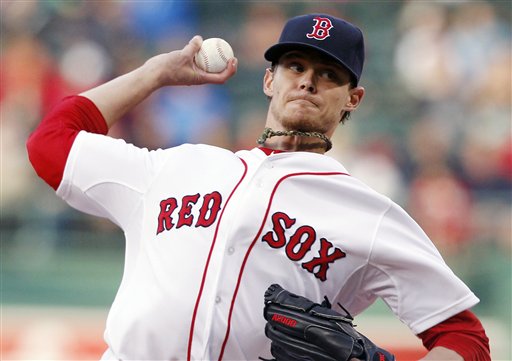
[1,0,510,335]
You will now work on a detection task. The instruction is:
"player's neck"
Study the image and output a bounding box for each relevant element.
[257,127,330,154]
[260,137,327,154]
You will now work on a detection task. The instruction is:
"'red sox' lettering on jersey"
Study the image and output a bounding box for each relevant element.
[306,16,333,40]
[262,211,346,281]
[156,191,223,234]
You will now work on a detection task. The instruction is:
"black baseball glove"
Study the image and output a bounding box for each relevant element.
[262,284,395,361]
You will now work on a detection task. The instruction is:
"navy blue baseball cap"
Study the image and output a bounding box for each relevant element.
[264,14,365,85]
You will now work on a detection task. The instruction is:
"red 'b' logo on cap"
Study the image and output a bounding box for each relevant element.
[306,17,333,40]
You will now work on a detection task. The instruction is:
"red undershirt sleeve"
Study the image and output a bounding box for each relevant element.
[26,95,108,190]
[417,310,490,361]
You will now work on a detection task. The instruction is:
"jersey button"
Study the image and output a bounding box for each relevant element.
[215,296,221,304]
[227,246,235,255]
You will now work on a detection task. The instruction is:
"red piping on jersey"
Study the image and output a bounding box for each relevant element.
[187,158,248,361]
[217,171,349,360]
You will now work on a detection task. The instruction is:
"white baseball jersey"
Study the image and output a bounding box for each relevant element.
[57,131,479,360]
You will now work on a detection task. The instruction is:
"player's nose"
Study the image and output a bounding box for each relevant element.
[299,70,317,93]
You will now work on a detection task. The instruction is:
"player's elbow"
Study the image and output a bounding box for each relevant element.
[26,122,76,191]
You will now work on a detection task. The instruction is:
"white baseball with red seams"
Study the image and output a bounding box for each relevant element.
[57,132,479,361]
[194,38,234,73]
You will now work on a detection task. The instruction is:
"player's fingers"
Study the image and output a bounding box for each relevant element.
[181,35,203,59]
[200,57,238,84]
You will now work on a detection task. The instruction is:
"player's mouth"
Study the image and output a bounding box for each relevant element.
[288,95,319,108]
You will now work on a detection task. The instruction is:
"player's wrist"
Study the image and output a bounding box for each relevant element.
[141,54,174,91]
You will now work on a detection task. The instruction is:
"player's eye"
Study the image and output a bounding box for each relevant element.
[320,69,340,82]
[322,67,351,86]
[289,62,304,73]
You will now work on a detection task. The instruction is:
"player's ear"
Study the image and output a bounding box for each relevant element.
[263,68,274,98]
[344,86,365,112]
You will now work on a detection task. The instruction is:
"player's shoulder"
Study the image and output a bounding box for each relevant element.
[171,143,234,153]
[75,134,241,171]
[168,143,237,160]
[77,133,235,157]
[139,143,237,170]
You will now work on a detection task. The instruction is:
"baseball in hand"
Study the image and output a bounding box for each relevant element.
[194,38,234,73]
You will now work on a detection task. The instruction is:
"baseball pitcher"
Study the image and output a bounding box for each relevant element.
[27,13,490,361]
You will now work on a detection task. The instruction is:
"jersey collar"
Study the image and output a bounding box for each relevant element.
[258,147,288,156]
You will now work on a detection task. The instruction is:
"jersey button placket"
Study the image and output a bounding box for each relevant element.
[256,160,274,188]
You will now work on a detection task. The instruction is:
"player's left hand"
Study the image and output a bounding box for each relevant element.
[261,284,395,361]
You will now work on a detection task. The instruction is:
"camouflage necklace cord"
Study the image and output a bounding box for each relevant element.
[257,127,333,151]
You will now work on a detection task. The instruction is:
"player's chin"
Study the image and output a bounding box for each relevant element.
[282,115,325,133]
[280,105,330,131]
